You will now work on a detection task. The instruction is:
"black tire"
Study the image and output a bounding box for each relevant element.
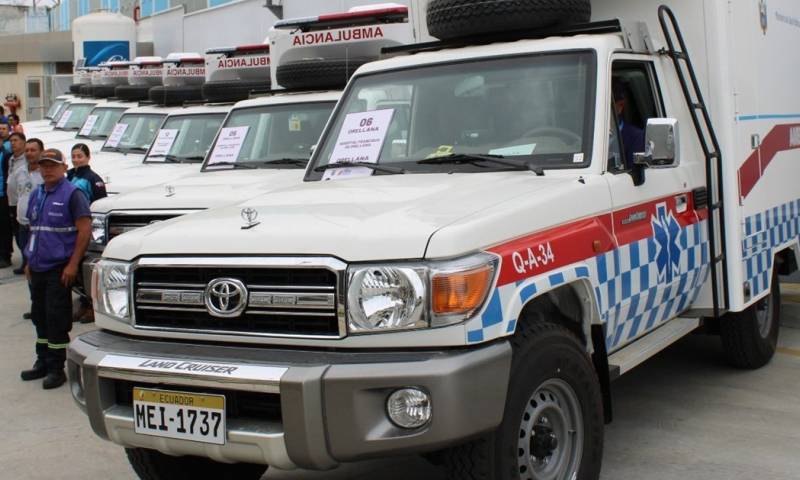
[149,85,204,106]
[444,317,603,480]
[202,79,272,103]
[276,58,371,90]
[720,269,780,369]
[78,84,117,98]
[126,448,267,480]
[426,0,592,40]
[68,83,83,94]
[115,84,152,101]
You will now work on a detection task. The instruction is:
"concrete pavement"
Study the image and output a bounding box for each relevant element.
[1,261,800,480]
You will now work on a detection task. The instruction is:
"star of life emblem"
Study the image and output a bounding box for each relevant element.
[651,203,682,283]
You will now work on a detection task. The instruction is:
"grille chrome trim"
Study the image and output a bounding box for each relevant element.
[137,282,207,289]
[131,256,347,339]
[138,306,207,313]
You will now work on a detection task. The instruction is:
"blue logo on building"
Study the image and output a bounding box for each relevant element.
[83,41,130,66]
[652,203,682,283]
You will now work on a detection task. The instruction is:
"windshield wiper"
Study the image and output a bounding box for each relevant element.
[114,146,148,154]
[258,158,308,167]
[417,153,544,175]
[150,154,205,163]
[314,162,406,175]
[204,161,257,169]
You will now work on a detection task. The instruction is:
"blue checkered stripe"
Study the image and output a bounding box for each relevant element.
[742,199,800,298]
[466,220,709,351]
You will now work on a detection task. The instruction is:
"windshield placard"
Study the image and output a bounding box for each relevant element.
[56,110,73,128]
[79,115,98,136]
[323,109,394,181]
[149,129,179,157]
[105,123,129,148]
[207,126,249,167]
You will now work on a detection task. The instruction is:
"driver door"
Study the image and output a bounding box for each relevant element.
[603,58,697,352]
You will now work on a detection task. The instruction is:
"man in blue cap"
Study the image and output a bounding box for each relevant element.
[20,148,91,389]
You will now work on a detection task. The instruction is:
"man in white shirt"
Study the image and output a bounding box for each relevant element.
[8,137,43,274]
[6,132,27,271]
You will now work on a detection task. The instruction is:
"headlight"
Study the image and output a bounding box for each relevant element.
[347,266,426,332]
[91,214,107,245]
[92,259,132,322]
[347,253,497,334]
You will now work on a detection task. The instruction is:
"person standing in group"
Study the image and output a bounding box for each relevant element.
[20,148,91,389]
[0,124,12,268]
[67,143,107,323]
[8,114,24,134]
[6,132,28,272]
[0,106,6,126]
[8,138,43,275]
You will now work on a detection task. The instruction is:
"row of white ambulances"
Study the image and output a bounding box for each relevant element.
[68,1,800,479]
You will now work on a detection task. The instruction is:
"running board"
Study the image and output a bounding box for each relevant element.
[608,317,700,380]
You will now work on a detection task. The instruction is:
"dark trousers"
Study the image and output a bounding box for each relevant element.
[0,197,11,261]
[16,223,28,269]
[30,268,73,372]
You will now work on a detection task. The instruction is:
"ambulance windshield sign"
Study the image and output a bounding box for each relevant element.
[323,109,394,181]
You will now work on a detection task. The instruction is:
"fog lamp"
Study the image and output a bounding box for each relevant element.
[386,388,432,429]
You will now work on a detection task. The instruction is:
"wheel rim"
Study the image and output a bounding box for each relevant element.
[517,378,584,480]
[755,290,774,339]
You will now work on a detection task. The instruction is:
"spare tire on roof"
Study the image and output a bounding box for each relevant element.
[68,83,83,94]
[426,0,592,40]
[149,85,203,106]
[115,84,151,101]
[202,79,272,103]
[90,84,117,98]
[276,58,371,90]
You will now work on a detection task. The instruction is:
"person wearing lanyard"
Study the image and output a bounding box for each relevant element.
[20,149,91,389]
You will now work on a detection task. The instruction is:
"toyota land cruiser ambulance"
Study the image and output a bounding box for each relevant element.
[69,1,800,479]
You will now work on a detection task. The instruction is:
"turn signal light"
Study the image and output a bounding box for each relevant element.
[432,265,493,315]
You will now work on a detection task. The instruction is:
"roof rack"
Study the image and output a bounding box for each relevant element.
[137,100,157,106]
[246,86,337,99]
[382,20,623,56]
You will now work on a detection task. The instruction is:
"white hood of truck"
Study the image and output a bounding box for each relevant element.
[104,172,610,262]
[102,162,203,195]
[92,169,305,212]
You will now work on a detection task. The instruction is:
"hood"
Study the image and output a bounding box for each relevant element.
[105,172,589,262]
[37,129,80,145]
[102,162,204,195]
[92,169,305,212]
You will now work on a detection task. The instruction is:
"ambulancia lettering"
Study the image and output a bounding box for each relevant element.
[291,26,384,46]
[217,56,270,69]
[166,67,206,77]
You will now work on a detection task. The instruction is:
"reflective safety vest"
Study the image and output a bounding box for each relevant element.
[26,178,79,272]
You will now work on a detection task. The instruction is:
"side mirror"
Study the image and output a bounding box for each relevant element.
[634,118,679,168]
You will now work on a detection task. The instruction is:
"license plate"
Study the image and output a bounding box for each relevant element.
[133,387,226,445]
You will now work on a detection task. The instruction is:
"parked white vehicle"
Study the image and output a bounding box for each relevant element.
[42,101,137,156]
[93,104,231,194]
[71,1,800,479]
[23,94,74,132]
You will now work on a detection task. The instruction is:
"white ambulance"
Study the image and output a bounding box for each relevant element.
[69,1,800,479]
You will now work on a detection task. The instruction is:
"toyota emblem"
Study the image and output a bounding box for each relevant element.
[204,278,248,318]
[241,207,260,230]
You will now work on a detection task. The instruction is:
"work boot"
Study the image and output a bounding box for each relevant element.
[12,266,24,275]
[0,259,10,268]
[78,308,95,324]
[20,360,47,381]
[72,303,90,323]
[42,370,67,389]
[22,312,31,320]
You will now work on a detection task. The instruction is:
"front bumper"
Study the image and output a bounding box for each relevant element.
[68,330,511,470]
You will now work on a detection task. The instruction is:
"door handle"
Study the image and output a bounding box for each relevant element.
[675,194,688,213]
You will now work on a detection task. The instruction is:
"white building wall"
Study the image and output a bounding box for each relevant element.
[183,0,278,53]
[151,6,185,56]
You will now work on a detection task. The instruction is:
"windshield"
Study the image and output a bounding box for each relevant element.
[77,107,127,139]
[54,103,96,131]
[203,101,335,171]
[308,52,595,179]
[145,113,226,163]
[46,100,66,119]
[103,113,166,153]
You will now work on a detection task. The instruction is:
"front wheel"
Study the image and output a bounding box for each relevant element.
[720,269,781,369]
[125,448,267,480]
[444,319,604,480]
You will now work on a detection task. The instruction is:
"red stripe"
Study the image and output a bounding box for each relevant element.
[489,193,704,286]
[738,123,800,199]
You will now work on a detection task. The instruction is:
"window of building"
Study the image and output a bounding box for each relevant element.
[0,63,18,75]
